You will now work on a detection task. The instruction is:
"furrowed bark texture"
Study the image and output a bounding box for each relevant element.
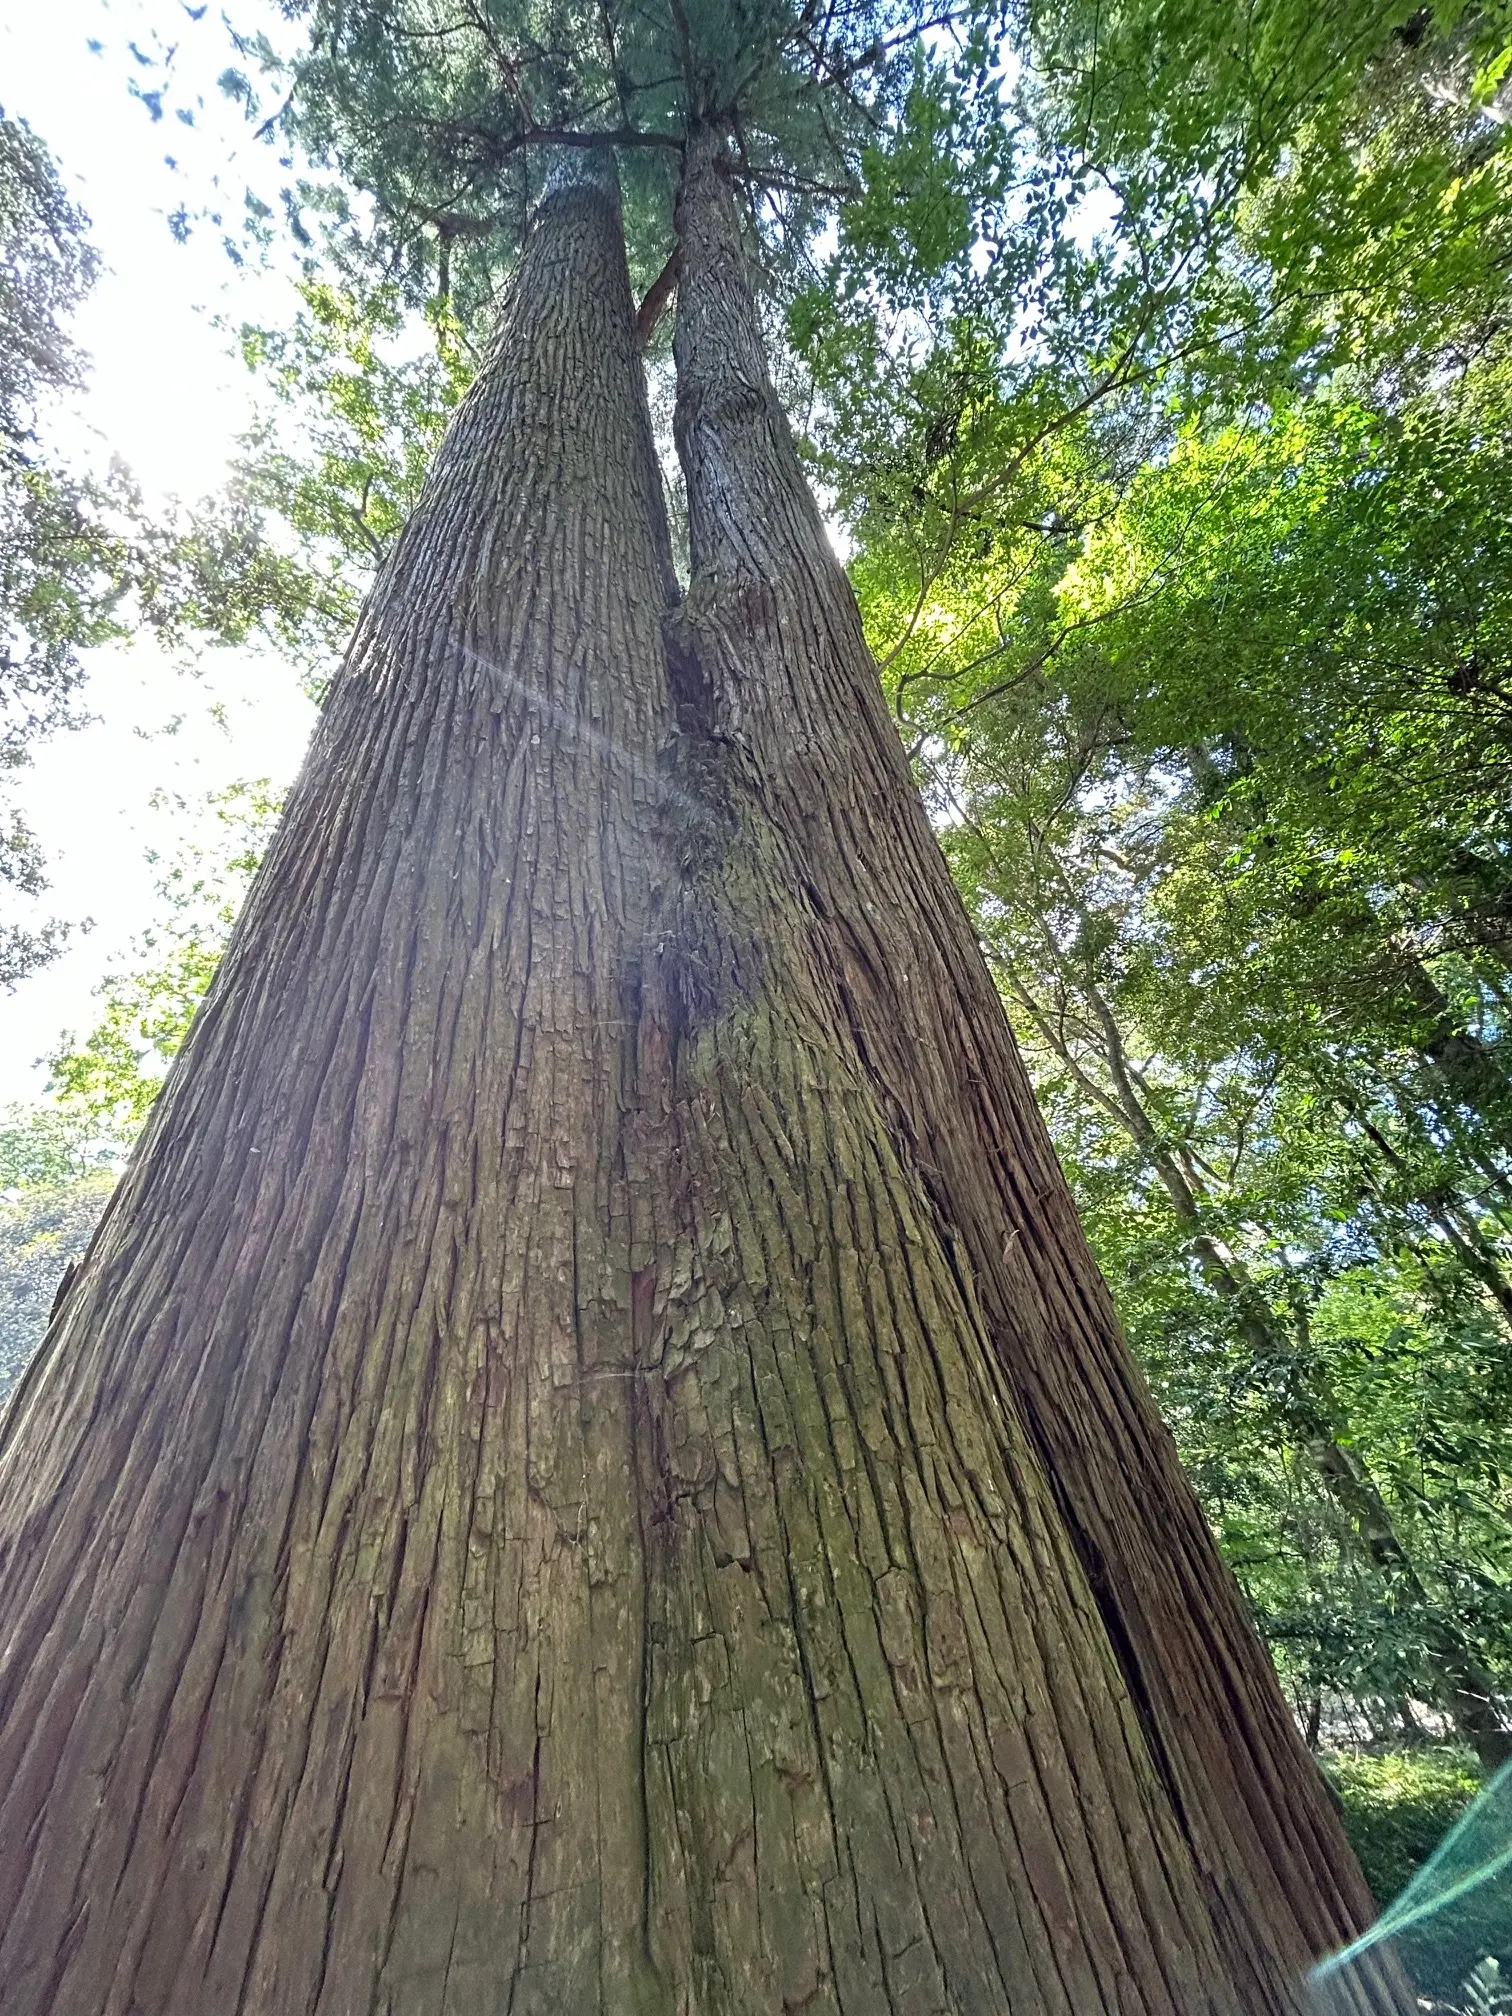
[0,151,1398,2016]
[0,169,680,2016]
[657,130,1397,2015]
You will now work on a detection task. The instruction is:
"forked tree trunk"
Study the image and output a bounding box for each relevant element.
[0,154,1396,2016]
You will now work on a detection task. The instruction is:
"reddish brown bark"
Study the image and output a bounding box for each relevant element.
[635,246,680,348]
[0,147,1399,2016]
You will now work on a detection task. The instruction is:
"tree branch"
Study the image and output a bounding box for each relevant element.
[635,246,680,349]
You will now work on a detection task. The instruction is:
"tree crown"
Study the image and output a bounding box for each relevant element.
[228,0,988,324]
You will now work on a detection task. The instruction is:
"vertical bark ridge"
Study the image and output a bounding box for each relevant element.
[632,888,1235,2011]
[0,164,678,2016]
[663,126,1400,2015]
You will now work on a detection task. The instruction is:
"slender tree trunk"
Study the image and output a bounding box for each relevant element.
[1299,1428,1509,1769]
[1015,947,1510,1769]
[1338,1082,1512,1325]
[665,130,1396,2015]
[1394,942,1512,1149]
[1072,974,1512,1773]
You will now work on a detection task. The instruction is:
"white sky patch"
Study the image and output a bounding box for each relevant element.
[3,649,318,1101]
[0,0,320,1107]
[1,0,303,504]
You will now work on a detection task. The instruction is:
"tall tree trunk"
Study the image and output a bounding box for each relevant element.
[0,160,681,2016]
[665,127,1395,2014]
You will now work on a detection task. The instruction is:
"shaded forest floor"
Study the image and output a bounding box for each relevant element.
[1324,1745,1507,2008]
[1327,1745,1482,1905]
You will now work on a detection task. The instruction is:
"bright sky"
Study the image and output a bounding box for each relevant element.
[0,0,320,1105]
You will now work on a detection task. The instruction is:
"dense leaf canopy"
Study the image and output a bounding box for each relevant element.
[226,0,988,324]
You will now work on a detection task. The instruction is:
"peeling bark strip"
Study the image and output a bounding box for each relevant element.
[0,152,1398,2016]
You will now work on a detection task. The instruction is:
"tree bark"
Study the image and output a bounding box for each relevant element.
[0,147,1401,2016]
[664,126,1398,2014]
[0,160,682,2016]
[1014,952,1510,1771]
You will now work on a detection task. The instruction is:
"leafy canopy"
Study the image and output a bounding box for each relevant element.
[223,0,1004,324]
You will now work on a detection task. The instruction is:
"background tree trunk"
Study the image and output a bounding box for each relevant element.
[663,127,1397,2014]
[1014,958,1509,1767]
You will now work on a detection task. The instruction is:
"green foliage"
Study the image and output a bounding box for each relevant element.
[202,2,1018,681]
[1322,1745,1512,2004]
[942,673,1512,1709]
[0,1174,114,1405]
[0,1104,116,1416]
[49,780,282,1141]
[0,107,341,981]
[1326,1746,1484,1908]
[0,1103,117,1190]
[1021,0,1512,396]
[803,0,1512,689]
[0,108,110,984]
[51,934,229,1137]
[1066,397,1512,897]
[0,787,281,1415]
[225,0,965,330]
[916,473,1512,1705]
[227,278,473,664]
[1039,389,1512,1167]
[0,107,97,443]
[0,1089,116,1414]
